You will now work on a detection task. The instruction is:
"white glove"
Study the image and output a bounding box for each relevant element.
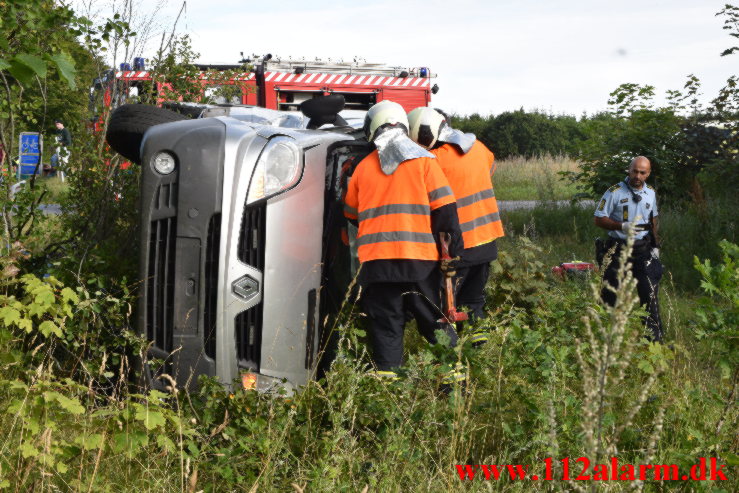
[621,222,647,234]
[651,248,660,259]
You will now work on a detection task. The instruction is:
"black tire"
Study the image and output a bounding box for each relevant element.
[106,104,189,163]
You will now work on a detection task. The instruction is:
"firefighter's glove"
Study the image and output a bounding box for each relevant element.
[440,257,459,278]
[651,248,660,260]
[621,222,648,234]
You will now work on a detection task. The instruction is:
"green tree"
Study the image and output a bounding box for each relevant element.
[0,0,80,159]
[574,85,685,201]
[0,0,86,245]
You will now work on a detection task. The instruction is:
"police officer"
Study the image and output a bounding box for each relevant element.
[407,107,504,345]
[343,100,463,377]
[594,156,663,342]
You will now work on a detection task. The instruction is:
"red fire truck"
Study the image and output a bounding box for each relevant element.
[90,55,438,127]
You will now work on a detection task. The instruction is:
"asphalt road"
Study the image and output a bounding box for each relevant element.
[38,204,62,215]
[498,200,595,211]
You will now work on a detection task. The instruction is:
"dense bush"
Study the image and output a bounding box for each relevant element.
[452,110,587,160]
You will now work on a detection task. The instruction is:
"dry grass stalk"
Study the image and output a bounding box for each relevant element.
[573,231,668,490]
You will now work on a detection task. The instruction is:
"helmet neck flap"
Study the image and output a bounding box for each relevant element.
[374,127,434,175]
[438,125,476,154]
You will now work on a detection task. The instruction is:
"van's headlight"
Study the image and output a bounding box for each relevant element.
[247,136,302,204]
[152,151,176,175]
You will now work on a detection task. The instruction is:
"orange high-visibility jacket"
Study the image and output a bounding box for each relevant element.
[344,150,455,263]
[431,141,504,249]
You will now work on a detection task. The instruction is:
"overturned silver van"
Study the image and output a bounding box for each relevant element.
[106,99,369,393]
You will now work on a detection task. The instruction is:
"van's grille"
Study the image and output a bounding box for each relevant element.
[203,214,221,360]
[146,216,176,352]
[236,203,266,369]
[237,203,266,265]
[235,307,262,370]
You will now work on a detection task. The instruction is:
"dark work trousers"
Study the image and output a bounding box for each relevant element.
[362,270,458,371]
[601,243,664,342]
[454,262,491,321]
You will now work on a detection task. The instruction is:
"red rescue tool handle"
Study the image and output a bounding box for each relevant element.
[440,232,452,261]
[439,233,468,323]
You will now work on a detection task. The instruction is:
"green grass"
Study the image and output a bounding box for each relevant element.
[500,198,737,291]
[493,154,580,201]
[2,231,736,491]
[0,155,736,492]
[37,175,69,203]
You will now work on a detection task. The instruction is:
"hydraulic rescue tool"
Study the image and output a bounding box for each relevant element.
[438,232,468,324]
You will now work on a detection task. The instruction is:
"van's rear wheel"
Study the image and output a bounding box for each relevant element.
[106,104,189,163]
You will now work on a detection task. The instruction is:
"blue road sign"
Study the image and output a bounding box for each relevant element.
[18,132,43,178]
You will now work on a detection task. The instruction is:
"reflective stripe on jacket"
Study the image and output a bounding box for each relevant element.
[431,141,504,249]
[344,150,455,263]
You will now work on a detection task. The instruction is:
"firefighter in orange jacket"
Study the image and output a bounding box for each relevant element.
[408,107,504,345]
[343,101,463,376]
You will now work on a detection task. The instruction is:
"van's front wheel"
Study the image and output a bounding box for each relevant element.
[106,104,189,163]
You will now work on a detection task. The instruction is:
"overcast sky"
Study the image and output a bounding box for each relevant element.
[85,0,736,117]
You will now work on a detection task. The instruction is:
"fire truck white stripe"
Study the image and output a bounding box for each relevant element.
[325,75,336,84]
[364,76,376,85]
[273,73,286,82]
[305,74,317,83]
[265,72,277,81]
[296,74,307,82]
[392,79,403,86]
[334,75,346,84]
[402,78,413,86]
[412,78,423,86]
[315,74,326,83]
[345,75,356,84]
[355,76,366,85]
[284,74,294,82]
[384,78,395,85]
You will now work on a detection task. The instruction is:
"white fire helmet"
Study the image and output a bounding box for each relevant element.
[363,100,409,142]
[407,107,447,149]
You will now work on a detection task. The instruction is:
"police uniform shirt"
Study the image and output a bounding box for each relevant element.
[594,179,658,241]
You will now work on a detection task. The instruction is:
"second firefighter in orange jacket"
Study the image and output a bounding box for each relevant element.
[344,100,463,374]
[408,107,505,345]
